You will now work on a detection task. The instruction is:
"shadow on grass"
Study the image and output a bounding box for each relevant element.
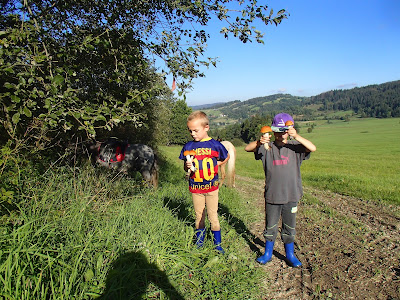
[218,203,264,256]
[99,251,184,300]
[162,196,195,227]
[162,192,265,256]
[218,202,288,262]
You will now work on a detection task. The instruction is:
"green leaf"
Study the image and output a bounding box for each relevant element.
[84,269,94,282]
[23,106,32,117]
[3,68,14,74]
[96,115,107,122]
[12,113,20,124]
[53,75,64,86]
[4,82,14,89]
[48,119,57,127]
[44,99,51,109]
[204,256,219,268]
[0,188,14,203]
[96,254,104,270]
[72,112,81,119]
[10,95,21,103]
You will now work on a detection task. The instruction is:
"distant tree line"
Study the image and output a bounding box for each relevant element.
[304,80,400,118]
[209,113,313,145]
[216,94,308,120]
[203,80,400,125]
[210,114,273,144]
[204,81,400,144]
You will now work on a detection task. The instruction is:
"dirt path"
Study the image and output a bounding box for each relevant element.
[234,175,400,299]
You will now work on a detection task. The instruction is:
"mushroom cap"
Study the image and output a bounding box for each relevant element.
[285,120,294,126]
[260,126,272,133]
[184,150,196,156]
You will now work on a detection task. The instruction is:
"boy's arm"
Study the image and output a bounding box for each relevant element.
[295,135,316,152]
[289,128,316,152]
[245,133,269,152]
[217,153,230,167]
[244,140,261,152]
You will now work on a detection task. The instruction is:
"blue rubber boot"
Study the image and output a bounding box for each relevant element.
[195,228,206,248]
[256,240,275,264]
[284,242,302,267]
[211,230,225,254]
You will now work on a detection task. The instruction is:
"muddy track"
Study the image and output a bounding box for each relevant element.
[234,175,400,299]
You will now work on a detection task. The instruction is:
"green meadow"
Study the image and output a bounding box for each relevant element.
[1,117,398,300]
[223,117,400,205]
[300,118,400,204]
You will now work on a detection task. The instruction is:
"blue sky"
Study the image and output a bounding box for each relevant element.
[175,0,400,106]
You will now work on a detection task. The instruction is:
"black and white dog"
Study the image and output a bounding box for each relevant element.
[91,137,158,187]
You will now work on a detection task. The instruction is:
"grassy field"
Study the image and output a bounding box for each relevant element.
[300,117,400,204]
[1,117,398,299]
[0,161,265,299]
[168,117,400,205]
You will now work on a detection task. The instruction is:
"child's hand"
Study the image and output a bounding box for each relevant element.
[287,127,297,139]
[260,133,270,145]
[185,160,194,171]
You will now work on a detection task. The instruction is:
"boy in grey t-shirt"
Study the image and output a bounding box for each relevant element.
[245,113,316,267]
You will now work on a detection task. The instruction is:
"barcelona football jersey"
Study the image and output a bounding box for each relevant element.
[179,138,229,193]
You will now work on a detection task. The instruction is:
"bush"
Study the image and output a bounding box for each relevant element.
[231,138,245,147]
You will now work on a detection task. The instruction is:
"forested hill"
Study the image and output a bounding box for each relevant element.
[202,80,400,121]
[304,80,400,118]
[204,94,306,121]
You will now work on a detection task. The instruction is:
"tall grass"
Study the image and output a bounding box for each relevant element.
[1,161,266,299]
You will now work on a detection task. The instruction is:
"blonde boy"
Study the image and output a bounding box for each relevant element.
[179,111,229,253]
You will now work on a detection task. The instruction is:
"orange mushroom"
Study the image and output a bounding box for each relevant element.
[260,126,273,150]
[184,149,197,174]
[285,120,294,139]
[285,120,294,127]
[260,126,272,134]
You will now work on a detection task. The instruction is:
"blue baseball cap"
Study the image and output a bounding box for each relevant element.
[271,113,294,132]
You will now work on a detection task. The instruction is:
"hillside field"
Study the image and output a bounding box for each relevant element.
[1,117,398,299]
[197,117,400,205]
[162,116,400,298]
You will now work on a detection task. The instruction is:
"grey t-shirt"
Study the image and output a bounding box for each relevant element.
[255,141,310,204]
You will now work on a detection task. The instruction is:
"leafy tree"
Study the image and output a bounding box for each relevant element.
[211,113,272,143]
[1,0,287,151]
[169,99,192,145]
[1,9,168,152]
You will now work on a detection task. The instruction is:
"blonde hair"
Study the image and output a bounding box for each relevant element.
[187,111,209,126]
